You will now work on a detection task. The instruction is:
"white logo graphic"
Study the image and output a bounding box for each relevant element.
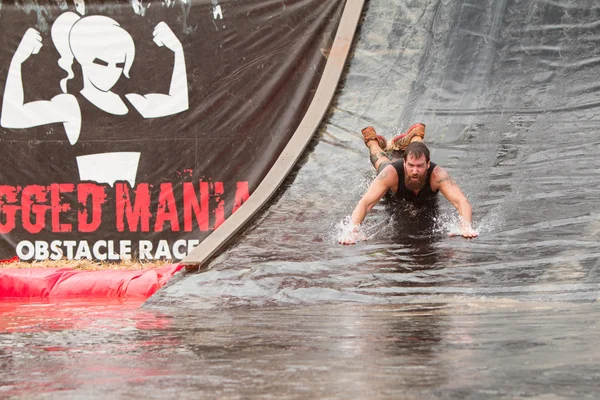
[213,5,223,20]
[0,11,189,186]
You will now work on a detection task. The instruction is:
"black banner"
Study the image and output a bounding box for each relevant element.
[0,0,345,261]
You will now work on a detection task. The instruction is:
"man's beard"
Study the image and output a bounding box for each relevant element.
[405,172,427,192]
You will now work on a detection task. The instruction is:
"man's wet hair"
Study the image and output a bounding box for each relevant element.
[403,141,430,162]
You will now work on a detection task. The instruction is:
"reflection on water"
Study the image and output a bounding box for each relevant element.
[1,301,599,398]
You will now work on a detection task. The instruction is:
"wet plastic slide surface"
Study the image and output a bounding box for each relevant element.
[150,0,600,307]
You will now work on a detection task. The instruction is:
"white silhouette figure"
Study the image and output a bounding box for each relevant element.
[1,12,189,186]
[213,5,223,20]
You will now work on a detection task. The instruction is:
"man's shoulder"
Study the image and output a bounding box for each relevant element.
[431,163,446,177]
[430,164,458,191]
[379,164,399,183]
[429,163,446,189]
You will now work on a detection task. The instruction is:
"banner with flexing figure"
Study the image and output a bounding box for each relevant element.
[0,0,346,261]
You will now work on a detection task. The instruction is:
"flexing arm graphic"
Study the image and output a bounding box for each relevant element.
[1,28,81,143]
[125,22,189,118]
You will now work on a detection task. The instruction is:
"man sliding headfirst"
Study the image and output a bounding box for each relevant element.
[340,123,478,245]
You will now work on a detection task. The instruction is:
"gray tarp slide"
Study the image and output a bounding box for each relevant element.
[152,0,600,306]
[182,0,366,270]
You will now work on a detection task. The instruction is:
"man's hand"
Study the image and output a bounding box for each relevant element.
[339,225,366,245]
[460,224,478,239]
[434,166,477,239]
[448,220,478,239]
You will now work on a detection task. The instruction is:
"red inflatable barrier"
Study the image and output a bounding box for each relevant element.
[0,264,183,299]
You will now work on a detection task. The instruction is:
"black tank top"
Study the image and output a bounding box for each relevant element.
[391,159,439,206]
[73,92,146,157]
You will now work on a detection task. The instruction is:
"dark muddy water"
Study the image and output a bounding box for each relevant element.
[1,300,599,399]
[2,0,600,398]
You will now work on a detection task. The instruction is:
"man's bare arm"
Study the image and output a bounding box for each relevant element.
[351,165,396,225]
[432,167,478,238]
[340,165,397,245]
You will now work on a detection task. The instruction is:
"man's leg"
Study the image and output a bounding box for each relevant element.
[361,126,392,173]
[367,141,392,173]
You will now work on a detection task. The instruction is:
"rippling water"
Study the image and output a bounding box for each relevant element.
[1,300,599,398]
[2,0,600,398]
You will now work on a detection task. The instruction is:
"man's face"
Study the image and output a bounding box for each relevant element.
[404,154,430,192]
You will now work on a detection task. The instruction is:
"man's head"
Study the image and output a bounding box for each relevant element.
[403,142,431,192]
[403,141,430,163]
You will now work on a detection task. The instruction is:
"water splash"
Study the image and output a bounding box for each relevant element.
[432,211,481,237]
[335,215,365,244]
[432,211,461,236]
[334,213,399,244]
[475,204,505,234]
